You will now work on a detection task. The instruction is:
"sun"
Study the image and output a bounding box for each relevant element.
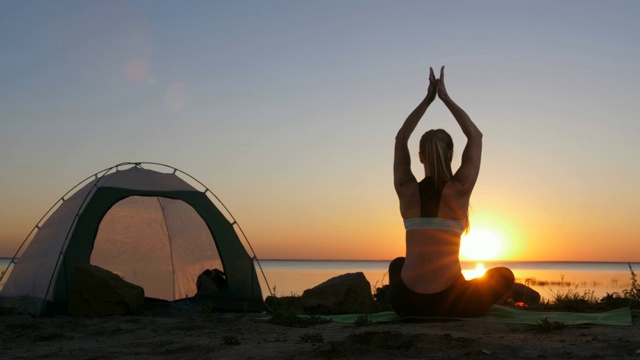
[459,228,505,261]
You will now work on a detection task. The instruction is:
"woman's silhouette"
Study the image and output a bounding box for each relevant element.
[389,66,514,317]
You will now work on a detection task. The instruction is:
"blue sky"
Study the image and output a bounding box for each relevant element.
[1,1,639,260]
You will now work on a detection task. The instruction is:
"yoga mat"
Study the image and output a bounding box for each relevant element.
[312,306,633,326]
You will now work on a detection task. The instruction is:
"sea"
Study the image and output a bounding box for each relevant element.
[253,260,640,302]
[2,259,638,302]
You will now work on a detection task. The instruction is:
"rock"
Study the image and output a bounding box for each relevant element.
[300,272,374,315]
[68,264,145,316]
[511,282,541,305]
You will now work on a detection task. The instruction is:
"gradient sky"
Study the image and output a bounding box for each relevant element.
[1,1,639,261]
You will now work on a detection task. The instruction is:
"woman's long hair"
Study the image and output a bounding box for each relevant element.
[420,129,470,232]
[419,129,454,189]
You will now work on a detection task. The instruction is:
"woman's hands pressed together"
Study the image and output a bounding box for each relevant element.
[425,67,438,103]
[436,66,451,102]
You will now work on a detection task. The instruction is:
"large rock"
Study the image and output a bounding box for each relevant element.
[300,272,374,315]
[68,264,145,316]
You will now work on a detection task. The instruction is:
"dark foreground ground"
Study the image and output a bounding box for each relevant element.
[1,308,639,360]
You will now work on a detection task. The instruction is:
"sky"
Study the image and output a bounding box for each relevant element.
[1,0,639,262]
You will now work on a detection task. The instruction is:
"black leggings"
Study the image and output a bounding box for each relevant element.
[388,257,515,318]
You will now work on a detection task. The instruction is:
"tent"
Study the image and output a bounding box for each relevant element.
[0,162,271,316]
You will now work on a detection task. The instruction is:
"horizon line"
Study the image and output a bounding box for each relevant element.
[256,258,640,264]
[2,257,639,264]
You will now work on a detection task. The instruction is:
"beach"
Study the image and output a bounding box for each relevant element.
[2,261,639,359]
[1,307,638,359]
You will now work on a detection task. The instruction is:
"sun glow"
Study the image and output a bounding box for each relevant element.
[462,263,487,280]
[459,228,505,261]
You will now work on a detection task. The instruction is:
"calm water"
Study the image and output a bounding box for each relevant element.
[254,260,640,302]
[2,259,638,302]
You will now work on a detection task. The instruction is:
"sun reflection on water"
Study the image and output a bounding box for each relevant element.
[462,263,487,280]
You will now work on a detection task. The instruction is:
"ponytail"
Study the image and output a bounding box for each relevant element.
[420,129,469,233]
[419,129,453,189]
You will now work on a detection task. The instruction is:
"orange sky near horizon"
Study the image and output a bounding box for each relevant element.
[1,2,639,263]
[0,163,637,263]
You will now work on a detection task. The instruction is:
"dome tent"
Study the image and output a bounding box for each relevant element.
[0,162,271,316]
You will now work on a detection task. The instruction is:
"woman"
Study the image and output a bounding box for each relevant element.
[389,66,514,318]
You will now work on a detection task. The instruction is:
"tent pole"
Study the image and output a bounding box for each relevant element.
[156,197,177,299]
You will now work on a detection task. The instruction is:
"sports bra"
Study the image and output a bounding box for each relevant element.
[403,176,466,234]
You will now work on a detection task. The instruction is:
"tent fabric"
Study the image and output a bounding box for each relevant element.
[0,164,267,316]
[91,196,222,300]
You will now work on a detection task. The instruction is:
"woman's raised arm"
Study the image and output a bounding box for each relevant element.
[437,66,482,192]
[394,67,437,192]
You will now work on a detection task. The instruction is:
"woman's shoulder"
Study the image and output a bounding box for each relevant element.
[397,181,421,219]
[444,177,474,197]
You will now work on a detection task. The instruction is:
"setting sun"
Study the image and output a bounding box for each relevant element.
[460,228,505,261]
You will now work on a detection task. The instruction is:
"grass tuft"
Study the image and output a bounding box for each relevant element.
[532,263,640,311]
[622,263,640,308]
[552,289,596,312]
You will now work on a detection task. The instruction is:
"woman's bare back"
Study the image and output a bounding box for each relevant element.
[400,181,467,293]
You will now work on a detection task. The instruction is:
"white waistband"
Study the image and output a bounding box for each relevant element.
[404,217,466,233]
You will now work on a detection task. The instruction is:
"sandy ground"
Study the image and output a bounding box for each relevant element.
[1,309,639,360]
